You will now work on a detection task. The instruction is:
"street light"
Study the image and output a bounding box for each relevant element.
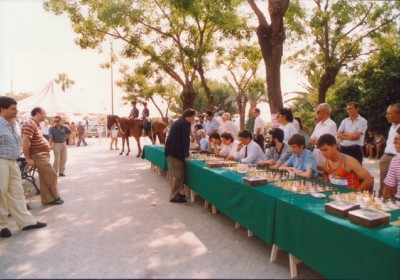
[110,41,114,115]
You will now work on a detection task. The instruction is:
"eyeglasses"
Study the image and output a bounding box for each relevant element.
[54,120,60,122]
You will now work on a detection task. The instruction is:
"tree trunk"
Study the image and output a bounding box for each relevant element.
[180,83,197,110]
[318,66,340,104]
[236,93,248,131]
[197,65,214,110]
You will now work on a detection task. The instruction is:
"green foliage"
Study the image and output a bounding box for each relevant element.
[54,73,75,92]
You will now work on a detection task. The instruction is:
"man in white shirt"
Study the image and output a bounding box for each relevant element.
[309,103,337,170]
[252,108,266,152]
[337,102,368,164]
[220,112,238,139]
[379,103,400,196]
[203,111,219,136]
[234,130,264,164]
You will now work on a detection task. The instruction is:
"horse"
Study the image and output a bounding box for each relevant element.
[107,115,167,157]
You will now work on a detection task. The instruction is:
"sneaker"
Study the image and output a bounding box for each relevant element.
[0,228,12,238]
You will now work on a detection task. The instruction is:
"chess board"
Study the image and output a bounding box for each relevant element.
[330,192,400,212]
[273,179,336,195]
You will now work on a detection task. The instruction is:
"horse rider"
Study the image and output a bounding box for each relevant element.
[129,101,139,119]
[141,102,150,131]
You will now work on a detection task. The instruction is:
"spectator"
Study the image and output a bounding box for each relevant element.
[317,134,373,192]
[309,103,337,171]
[197,114,205,126]
[259,128,292,169]
[220,112,238,139]
[203,111,219,136]
[379,103,400,196]
[277,108,298,144]
[252,108,266,152]
[49,115,70,177]
[0,97,47,238]
[279,134,318,178]
[369,130,386,159]
[294,117,310,145]
[233,129,264,164]
[337,102,368,164]
[22,107,64,205]
[163,118,174,138]
[41,119,50,141]
[69,122,77,145]
[110,123,119,150]
[363,130,375,158]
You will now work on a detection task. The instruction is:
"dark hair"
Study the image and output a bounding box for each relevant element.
[221,132,234,142]
[205,111,214,117]
[209,132,221,140]
[294,117,303,130]
[31,107,42,117]
[54,115,62,120]
[253,108,260,113]
[131,101,137,105]
[288,134,305,147]
[198,115,204,118]
[269,128,284,143]
[194,124,203,130]
[397,127,400,134]
[278,108,294,122]
[0,96,17,111]
[238,129,252,139]
[182,108,196,118]
[317,134,337,148]
[347,102,360,109]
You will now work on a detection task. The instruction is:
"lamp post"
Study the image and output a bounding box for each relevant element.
[110,41,114,115]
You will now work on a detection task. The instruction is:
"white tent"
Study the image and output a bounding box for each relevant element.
[17,81,99,117]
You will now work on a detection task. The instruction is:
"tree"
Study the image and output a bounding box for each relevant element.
[218,43,267,130]
[54,73,75,92]
[5,91,33,101]
[246,0,290,114]
[44,0,247,110]
[287,0,400,104]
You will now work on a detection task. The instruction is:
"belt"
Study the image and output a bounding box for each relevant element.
[0,158,16,161]
[53,141,65,143]
[384,153,395,157]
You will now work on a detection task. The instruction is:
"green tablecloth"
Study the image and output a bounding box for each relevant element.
[142,145,400,279]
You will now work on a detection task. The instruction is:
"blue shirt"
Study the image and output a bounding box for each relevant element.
[204,118,219,135]
[284,149,318,178]
[0,116,22,160]
[49,125,70,142]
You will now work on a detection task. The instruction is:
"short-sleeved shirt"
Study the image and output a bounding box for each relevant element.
[279,122,298,144]
[384,155,400,199]
[204,118,219,135]
[77,124,86,135]
[220,121,238,138]
[310,118,337,142]
[263,143,293,166]
[384,123,400,155]
[284,149,318,178]
[130,108,139,118]
[0,116,22,160]
[338,115,368,146]
[142,108,149,118]
[22,119,50,154]
[219,141,238,158]
[254,116,266,135]
[49,125,70,143]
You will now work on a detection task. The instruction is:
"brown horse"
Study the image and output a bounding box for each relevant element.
[107,115,167,157]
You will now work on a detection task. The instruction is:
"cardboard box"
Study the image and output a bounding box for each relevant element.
[348,208,391,228]
[243,177,268,186]
[325,200,360,217]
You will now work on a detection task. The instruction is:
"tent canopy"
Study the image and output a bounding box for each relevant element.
[17,81,98,117]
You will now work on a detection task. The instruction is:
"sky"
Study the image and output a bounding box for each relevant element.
[0,0,305,122]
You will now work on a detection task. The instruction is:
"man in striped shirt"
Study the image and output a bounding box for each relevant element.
[22,107,64,205]
[382,127,400,200]
[0,97,47,238]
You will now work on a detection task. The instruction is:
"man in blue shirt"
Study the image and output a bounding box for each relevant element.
[203,111,219,136]
[279,134,318,178]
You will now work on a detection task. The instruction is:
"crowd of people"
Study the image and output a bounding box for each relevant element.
[164,103,400,204]
[0,96,91,238]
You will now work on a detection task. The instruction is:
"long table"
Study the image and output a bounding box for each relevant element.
[142,145,400,280]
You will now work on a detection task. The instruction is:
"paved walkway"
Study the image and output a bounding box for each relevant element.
[0,138,380,279]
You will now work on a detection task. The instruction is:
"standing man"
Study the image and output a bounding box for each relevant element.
[164,108,196,203]
[49,115,70,177]
[252,108,266,152]
[317,134,374,192]
[22,107,64,205]
[309,103,337,171]
[379,103,400,196]
[204,111,219,136]
[220,112,238,139]
[129,101,139,118]
[337,102,368,164]
[0,97,47,238]
[76,121,88,147]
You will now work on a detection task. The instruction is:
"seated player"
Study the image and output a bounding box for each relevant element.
[279,134,318,178]
[233,129,264,164]
[382,127,400,200]
[317,134,374,192]
[208,132,223,155]
[220,132,238,159]
[259,128,292,169]
[197,129,208,153]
